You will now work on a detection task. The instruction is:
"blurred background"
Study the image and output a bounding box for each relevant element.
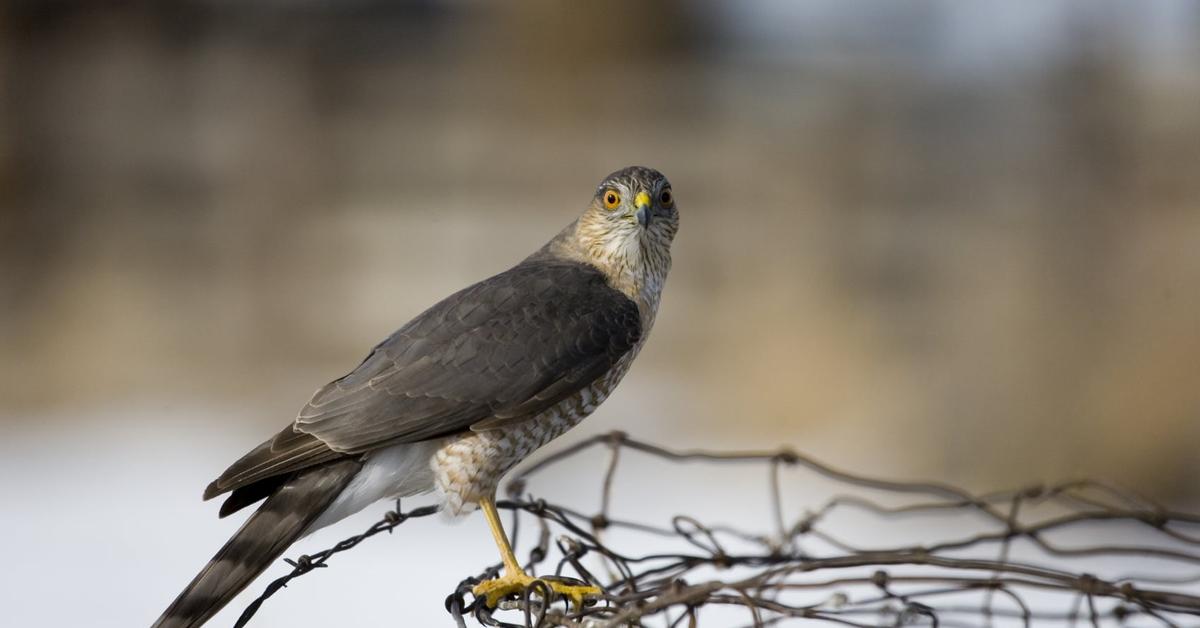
[3,1,1199,626]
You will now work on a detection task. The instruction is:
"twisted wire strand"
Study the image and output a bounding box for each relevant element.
[237,431,1200,627]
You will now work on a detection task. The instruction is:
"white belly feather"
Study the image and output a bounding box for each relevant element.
[305,440,440,535]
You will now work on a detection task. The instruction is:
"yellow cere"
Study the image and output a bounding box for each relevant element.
[634,192,651,208]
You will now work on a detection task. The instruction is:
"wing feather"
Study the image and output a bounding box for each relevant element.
[203,426,344,500]
[296,259,642,452]
[206,258,641,500]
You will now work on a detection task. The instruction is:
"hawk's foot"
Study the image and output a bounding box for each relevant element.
[472,572,601,610]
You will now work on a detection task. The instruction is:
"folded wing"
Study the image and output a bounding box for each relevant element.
[206,258,641,502]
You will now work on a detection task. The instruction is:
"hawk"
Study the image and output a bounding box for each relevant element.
[153,166,679,627]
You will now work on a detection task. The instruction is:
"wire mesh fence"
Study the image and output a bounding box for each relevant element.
[235,431,1200,627]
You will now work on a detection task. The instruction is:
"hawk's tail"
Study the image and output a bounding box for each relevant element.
[152,459,362,628]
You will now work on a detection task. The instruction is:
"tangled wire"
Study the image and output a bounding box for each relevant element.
[235,431,1200,627]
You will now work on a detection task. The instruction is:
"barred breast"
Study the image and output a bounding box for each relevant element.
[432,240,668,517]
[432,354,636,516]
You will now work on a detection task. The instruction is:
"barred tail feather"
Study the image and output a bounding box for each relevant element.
[152,459,362,628]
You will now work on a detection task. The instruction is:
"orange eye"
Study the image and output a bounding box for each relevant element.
[659,188,673,207]
[603,190,621,209]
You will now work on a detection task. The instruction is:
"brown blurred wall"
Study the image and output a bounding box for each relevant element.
[2,1,1199,500]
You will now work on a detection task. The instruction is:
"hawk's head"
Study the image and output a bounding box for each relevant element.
[575,166,678,290]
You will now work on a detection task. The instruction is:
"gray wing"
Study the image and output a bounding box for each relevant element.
[297,259,643,450]
[206,259,641,501]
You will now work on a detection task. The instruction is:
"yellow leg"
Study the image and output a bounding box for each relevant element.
[471,495,602,610]
[480,494,525,577]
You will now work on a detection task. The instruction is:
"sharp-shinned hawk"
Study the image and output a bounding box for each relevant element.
[153,166,679,627]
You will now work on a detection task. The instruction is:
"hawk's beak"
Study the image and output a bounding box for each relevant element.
[634,192,651,227]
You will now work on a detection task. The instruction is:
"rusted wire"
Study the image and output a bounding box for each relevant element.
[239,431,1200,626]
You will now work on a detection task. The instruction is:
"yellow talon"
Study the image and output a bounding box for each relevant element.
[472,572,601,610]
[471,495,602,610]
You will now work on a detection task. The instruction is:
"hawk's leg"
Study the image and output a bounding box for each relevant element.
[471,495,601,610]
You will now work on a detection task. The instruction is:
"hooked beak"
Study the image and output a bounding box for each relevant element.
[634,192,651,227]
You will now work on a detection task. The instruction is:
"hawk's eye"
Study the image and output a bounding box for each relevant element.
[603,190,621,209]
[659,188,673,207]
